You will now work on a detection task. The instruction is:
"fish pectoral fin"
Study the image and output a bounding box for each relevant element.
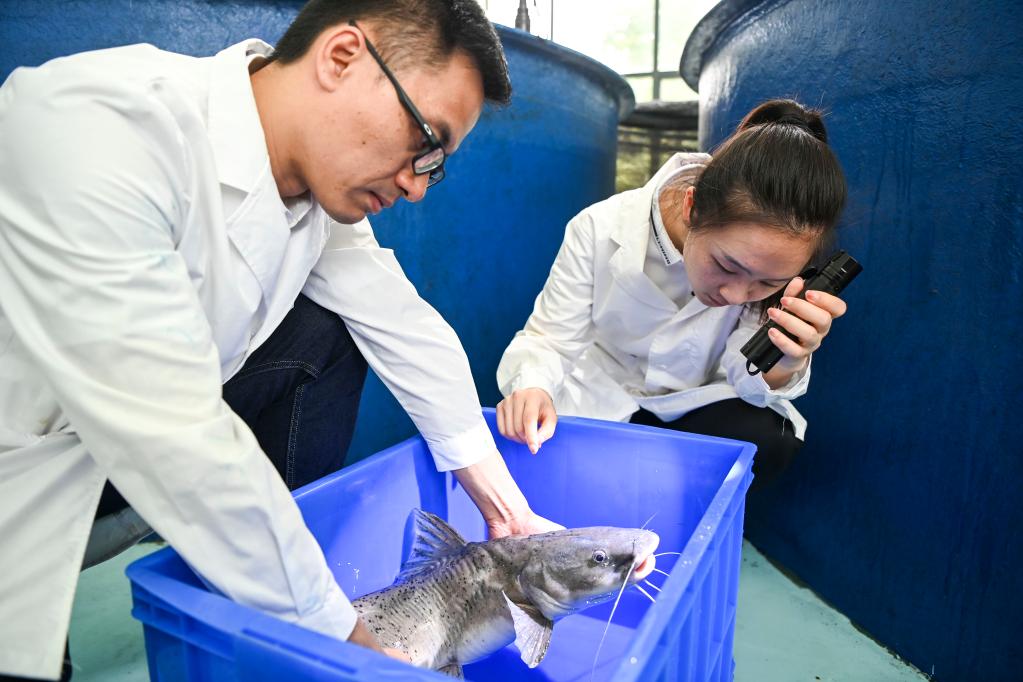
[502,592,553,669]
[438,662,464,679]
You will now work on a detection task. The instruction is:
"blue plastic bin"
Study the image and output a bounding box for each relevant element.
[126,410,754,681]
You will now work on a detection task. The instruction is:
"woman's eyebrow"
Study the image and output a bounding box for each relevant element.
[723,253,752,275]
[722,252,795,283]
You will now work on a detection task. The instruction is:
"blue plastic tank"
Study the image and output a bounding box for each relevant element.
[0,1,634,460]
[681,1,1023,679]
[127,411,754,681]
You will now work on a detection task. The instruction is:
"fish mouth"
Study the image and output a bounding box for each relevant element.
[632,553,656,581]
[630,531,660,582]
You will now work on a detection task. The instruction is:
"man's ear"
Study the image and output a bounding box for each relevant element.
[313,24,364,93]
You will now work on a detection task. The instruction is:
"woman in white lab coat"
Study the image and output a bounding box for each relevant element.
[495,99,851,487]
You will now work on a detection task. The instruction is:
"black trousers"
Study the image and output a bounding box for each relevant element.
[630,398,802,491]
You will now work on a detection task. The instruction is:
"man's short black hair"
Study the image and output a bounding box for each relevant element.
[272,0,511,105]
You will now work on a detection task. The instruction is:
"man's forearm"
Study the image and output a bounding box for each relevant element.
[452,450,531,529]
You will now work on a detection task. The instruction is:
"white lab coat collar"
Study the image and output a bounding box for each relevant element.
[650,167,688,266]
[207,40,273,194]
[650,195,682,266]
[207,39,313,227]
[205,40,322,301]
[607,152,712,314]
[608,152,710,253]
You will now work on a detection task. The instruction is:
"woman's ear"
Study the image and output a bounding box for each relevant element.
[682,185,695,227]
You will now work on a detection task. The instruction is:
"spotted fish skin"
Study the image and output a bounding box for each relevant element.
[352,510,660,676]
[355,541,522,669]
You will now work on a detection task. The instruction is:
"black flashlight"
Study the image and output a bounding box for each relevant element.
[740,250,862,376]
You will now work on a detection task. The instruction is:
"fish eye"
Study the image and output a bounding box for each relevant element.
[592,550,609,564]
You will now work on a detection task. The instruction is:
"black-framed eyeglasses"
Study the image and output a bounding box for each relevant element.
[350,20,446,187]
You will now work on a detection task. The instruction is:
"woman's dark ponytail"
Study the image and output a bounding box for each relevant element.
[738,98,828,143]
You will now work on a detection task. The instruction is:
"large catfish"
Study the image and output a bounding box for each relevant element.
[353,509,659,678]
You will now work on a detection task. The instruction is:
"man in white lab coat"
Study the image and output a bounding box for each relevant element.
[0,1,558,679]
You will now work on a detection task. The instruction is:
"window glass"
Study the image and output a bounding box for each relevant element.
[483,0,656,74]
[657,76,697,102]
[479,0,714,103]
[656,0,718,72]
[626,76,654,103]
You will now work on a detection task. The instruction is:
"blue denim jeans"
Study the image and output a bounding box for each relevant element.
[221,294,368,490]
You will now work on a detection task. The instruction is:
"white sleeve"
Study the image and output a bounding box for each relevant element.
[496,211,598,400]
[715,306,812,406]
[0,75,356,640]
[302,220,496,472]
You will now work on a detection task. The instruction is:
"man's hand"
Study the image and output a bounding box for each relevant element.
[348,617,412,664]
[487,508,564,539]
[381,647,412,664]
[496,387,558,453]
[453,450,565,539]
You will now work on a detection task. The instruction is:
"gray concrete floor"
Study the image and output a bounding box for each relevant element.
[733,543,928,682]
[67,541,929,682]
[67,543,155,682]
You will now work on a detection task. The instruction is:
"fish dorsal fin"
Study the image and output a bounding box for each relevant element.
[502,592,553,668]
[396,509,468,581]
